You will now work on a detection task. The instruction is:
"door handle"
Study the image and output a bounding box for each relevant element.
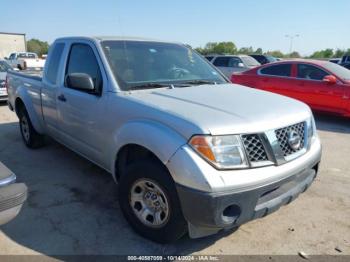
[57,94,66,102]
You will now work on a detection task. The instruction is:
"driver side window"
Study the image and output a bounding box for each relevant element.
[65,44,103,93]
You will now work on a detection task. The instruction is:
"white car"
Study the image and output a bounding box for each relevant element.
[6,52,45,70]
[207,55,261,78]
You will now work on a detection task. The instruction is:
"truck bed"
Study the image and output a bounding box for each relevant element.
[9,69,43,81]
[7,69,44,121]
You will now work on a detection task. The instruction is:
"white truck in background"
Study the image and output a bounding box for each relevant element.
[6,52,45,70]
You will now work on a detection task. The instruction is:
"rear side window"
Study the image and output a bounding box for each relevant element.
[213,57,230,67]
[297,64,328,81]
[18,53,36,58]
[260,64,291,77]
[65,44,102,91]
[46,43,65,84]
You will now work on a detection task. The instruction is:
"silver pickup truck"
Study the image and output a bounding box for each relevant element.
[6,36,322,243]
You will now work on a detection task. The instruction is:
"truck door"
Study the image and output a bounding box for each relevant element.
[41,42,65,138]
[56,42,108,165]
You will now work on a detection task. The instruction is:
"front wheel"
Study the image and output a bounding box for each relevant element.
[118,160,187,243]
[18,107,45,148]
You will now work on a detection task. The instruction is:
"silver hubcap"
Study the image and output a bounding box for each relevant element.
[129,179,170,228]
[21,116,30,142]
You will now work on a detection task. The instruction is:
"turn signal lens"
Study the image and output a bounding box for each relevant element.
[189,136,216,162]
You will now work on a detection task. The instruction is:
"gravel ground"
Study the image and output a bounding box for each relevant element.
[0,102,349,258]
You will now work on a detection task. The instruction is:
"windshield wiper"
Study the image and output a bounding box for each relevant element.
[128,83,172,90]
[177,80,218,86]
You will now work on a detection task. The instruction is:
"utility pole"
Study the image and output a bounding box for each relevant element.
[285,34,299,54]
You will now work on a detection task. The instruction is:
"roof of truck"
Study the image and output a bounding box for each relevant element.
[55,36,179,44]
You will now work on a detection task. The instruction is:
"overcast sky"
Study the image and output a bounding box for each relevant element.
[1,0,349,55]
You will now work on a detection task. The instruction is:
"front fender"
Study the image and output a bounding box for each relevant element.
[15,86,44,134]
[110,119,188,179]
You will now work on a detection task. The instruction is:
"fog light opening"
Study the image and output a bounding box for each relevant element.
[222,204,241,223]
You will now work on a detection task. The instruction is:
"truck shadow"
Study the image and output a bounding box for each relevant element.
[0,121,227,256]
[314,113,350,134]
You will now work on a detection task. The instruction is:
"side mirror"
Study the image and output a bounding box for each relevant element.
[65,73,95,91]
[4,57,8,60]
[238,62,245,68]
[323,75,337,84]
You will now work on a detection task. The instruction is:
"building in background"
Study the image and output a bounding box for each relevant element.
[0,32,26,59]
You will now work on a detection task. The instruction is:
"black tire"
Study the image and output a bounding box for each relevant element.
[18,107,45,148]
[118,159,187,243]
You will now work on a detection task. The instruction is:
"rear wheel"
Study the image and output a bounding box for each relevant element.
[18,107,45,148]
[118,160,187,243]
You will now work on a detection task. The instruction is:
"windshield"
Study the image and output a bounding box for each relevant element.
[323,62,350,81]
[0,61,12,72]
[101,41,227,90]
[241,56,260,67]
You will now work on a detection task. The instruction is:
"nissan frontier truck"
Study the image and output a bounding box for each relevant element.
[6,36,322,243]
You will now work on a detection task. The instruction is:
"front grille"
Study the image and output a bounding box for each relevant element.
[242,134,268,162]
[275,122,305,156]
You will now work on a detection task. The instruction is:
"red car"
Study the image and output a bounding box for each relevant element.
[231,60,350,117]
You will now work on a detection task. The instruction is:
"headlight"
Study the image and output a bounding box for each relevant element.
[308,115,317,138]
[311,116,317,137]
[307,115,317,149]
[189,135,248,169]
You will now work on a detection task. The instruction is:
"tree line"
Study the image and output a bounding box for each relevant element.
[26,39,49,57]
[25,38,350,59]
[195,42,350,59]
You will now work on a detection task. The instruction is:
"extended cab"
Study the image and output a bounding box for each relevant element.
[7,37,322,243]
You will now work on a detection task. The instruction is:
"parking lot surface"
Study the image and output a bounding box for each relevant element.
[0,103,349,257]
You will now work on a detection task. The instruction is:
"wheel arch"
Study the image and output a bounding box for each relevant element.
[14,93,44,134]
[111,120,187,182]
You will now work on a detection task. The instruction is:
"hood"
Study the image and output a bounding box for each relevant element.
[128,84,312,138]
